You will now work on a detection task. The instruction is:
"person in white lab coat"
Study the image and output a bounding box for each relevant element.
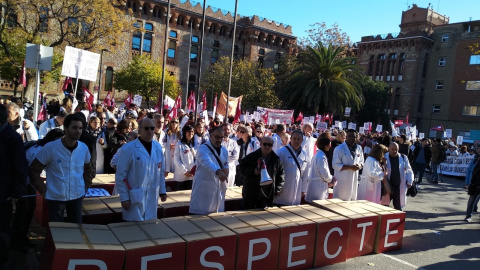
[189,127,229,215]
[332,129,365,201]
[163,117,181,175]
[358,144,388,204]
[272,124,286,153]
[174,125,196,190]
[249,123,265,153]
[301,123,316,163]
[194,122,209,150]
[221,123,239,187]
[153,114,166,148]
[305,137,337,202]
[275,130,309,206]
[381,142,413,210]
[115,118,167,222]
[38,111,67,139]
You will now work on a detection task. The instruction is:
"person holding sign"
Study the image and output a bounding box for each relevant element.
[332,129,364,201]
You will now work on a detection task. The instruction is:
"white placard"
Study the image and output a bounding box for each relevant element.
[344,107,351,117]
[419,133,425,139]
[359,127,365,134]
[25,44,53,71]
[309,116,315,124]
[133,95,143,107]
[376,125,383,133]
[335,121,342,130]
[61,46,100,82]
[445,129,452,138]
[179,115,189,129]
[202,110,209,127]
[364,123,370,130]
[342,121,347,130]
[317,122,328,131]
[457,135,464,145]
[348,123,356,130]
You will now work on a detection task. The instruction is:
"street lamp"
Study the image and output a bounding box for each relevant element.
[97,48,110,103]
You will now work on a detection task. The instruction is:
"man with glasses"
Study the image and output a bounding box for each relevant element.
[190,127,229,215]
[115,118,167,221]
[221,123,239,187]
[250,123,265,153]
[239,136,285,210]
[153,114,166,147]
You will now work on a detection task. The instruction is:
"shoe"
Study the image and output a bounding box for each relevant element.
[464,217,472,222]
[431,181,439,184]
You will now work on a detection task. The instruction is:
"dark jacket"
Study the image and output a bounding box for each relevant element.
[0,123,28,201]
[413,145,432,165]
[399,143,413,162]
[239,149,285,209]
[103,127,117,173]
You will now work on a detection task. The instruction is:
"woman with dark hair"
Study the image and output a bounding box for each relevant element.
[107,119,129,165]
[358,144,389,204]
[194,122,209,150]
[173,125,196,190]
[164,117,181,175]
[87,116,107,174]
[305,137,337,202]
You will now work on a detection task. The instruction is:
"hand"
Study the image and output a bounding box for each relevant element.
[217,171,228,182]
[407,184,412,188]
[184,172,193,177]
[301,192,305,198]
[98,138,104,145]
[164,172,169,177]
[350,164,361,171]
[23,121,30,129]
[121,200,130,210]
[221,168,229,175]
[120,140,126,145]
[160,194,167,202]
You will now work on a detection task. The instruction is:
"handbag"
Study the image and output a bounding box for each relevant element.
[381,177,392,196]
[407,180,418,197]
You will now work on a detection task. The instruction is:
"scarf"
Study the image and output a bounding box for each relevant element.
[87,126,102,138]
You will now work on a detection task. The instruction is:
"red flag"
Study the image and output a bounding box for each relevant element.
[62,77,72,91]
[201,91,207,112]
[296,112,303,123]
[262,111,269,123]
[394,120,404,127]
[430,125,444,131]
[169,95,182,119]
[329,113,333,126]
[405,113,409,126]
[212,93,218,117]
[187,91,195,112]
[103,91,112,107]
[315,113,320,123]
[19,60,27,87]
[124,93,132,107]
[83,86,94,111]
[37,94,48,121]
[233,98,242,123]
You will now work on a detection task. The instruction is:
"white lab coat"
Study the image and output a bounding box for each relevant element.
[275,145,309,205]
[305,149,333,202]
[332,142,365,201]
[302,135,317,163]
[163,132,179,173]
[189,141,229,215]
[16,119,38,142]
[115,139,166,221]
[194,133,209,150]
[272,133,283,153]
[250,137,261,152]
[381,153,413,208]
[95,132,107,174]
[222,138,239,187]
[38,118,63,139]
[153,130,166,153]
[358,156,384,204]
[173,141,196,182]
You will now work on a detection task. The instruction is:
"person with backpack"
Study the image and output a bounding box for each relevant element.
[430,138,447,184]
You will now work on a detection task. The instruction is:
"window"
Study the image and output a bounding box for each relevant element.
[375,54,386,78]
[394,88,400,110]
[259,48,265,55]
[6,11,17,28]
[234,45,239,59]
[211,50,218,64]
[466,81,480,90]
[105,67,113,92]
[188,75,196,92]
[131,21,153,52]
[441,33,450,42]
[368,55,374,76]
[274,52,282,70]
[168,40,176,58]
[422,53,428,78]
[39,7,49,32]
[169,30,177,39]
[143,23,153,53]
[132,31,142,51]
[469,55,480,65]
[435,81,444,90]
[190,36,198,62]
[398,53,405,75]
[433,104,441,114]
[438,57,447,66]
[386,54,396,76]
[463,106,480,116]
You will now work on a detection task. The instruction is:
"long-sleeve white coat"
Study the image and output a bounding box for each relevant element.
[381,153,414,208]
[163,133,179,173]
[358,156,384,204]
[95,132,107,174]
[173,141,196,182]
[305,149,333,202]
[222,138,239,187]
[275,145,309,205]
[272,133,283,153]
[332,142,365,201]
[189,141,229,215]
[115,139,166,221]
[302,135,317,163]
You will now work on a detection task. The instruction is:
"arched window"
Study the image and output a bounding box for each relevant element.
[105,67,114,91]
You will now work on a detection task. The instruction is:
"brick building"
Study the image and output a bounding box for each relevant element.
[72,0,297,104]
[356,4,480,139]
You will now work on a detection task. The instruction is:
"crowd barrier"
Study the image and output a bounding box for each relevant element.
[439,155,474,177]
[39,199,405,270]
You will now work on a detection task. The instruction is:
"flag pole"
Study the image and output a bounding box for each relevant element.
[194,0,207,124]
[225,0,239,123]
[159,0,171,115]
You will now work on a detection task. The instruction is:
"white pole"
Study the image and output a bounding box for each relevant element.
[33,45,41,125]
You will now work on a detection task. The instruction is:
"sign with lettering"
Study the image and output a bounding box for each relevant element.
[61,46,100,82]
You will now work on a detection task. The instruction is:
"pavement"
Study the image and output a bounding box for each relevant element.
[4,173,479,270]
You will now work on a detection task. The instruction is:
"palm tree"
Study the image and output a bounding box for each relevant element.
[282,43,364,114]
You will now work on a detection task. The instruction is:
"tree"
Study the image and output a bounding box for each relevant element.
[202,56,279,111]
[0,0,131,97]
[282,43,364,115]
[298,22,353,55]
[353,77,390,127]
[113,55,180,108]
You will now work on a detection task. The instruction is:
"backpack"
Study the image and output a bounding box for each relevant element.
[438,145,447,163]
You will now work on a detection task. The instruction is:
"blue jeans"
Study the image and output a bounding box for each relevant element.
[466,194,480,218]
[413,162,427,184]
[47,197,83,224]
[431,162,440,181]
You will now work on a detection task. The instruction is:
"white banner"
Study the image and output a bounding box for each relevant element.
[439,156,474,177]
[419,133,425,139]
[257,107,294,125]
[317,122,328,132]
[457,136,463,145]
[359,127,365,134]
[445,129,452,138]
[348,123,356,130]
[61,46,100,82]
[376,124,383,133]
[133,95,143,107]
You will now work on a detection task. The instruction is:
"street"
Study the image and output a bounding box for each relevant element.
[319,173,480,270]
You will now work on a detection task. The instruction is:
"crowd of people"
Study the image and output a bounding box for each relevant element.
[1,95,479,268]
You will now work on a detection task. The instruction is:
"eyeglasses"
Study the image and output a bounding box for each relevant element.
[99,117,106,120]
[239,130,246,134]
[143,126,155,131]
[171,121,178,124]
[262,143,273,147]
[256,131,263,134]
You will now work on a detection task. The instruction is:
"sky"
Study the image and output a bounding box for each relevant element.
[199,0,480,43]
